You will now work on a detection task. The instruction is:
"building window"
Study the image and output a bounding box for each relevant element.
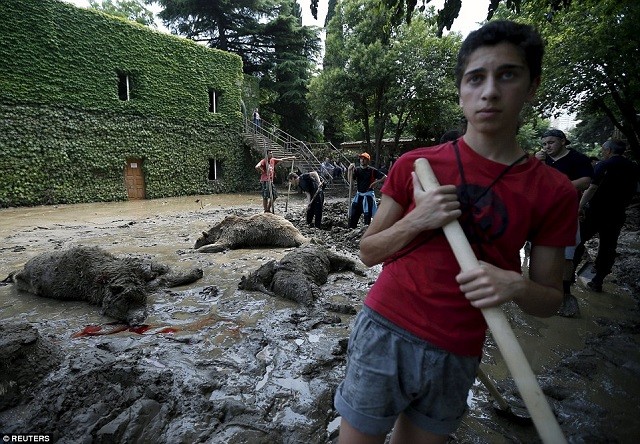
[208,89,219,113]
[208,158,222,180]
[117,71,132,101]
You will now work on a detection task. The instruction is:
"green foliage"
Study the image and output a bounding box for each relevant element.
[495,0,640,159]
[310,1,461,160]
[0,0,243,121]
[0,0,250,207]
[89,0,156,27]
[259,0,321,141]
[153,0,321,142]
[389,14,462,142]
[154,0,277,76]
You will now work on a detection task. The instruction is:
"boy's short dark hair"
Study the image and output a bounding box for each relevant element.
[455,20,544,89]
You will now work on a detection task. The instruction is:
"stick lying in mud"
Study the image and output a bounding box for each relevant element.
[476,367,532,425]
[414,158,566,444]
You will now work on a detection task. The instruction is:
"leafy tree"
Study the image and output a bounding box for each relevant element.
[570,111,615,155]
[260,1,321,140]
[310,1,461,162]
[310,0,397,163]
[89,0,156,27]
[496,0,640,159]
[150,0,277,75]
[149,0,321,141]
[311,0,573,36]
[388,16,461,144]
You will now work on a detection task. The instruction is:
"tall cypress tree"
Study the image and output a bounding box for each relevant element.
[261,0,320,140]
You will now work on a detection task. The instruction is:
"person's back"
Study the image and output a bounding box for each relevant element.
[589,154,637,217]
[576,139,640,292]
[298,172,318,195]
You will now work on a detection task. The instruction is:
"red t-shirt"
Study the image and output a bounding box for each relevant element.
[365,139,578,356]
[258,158,281,182]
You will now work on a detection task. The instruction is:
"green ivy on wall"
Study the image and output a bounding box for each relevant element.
[0,0,254,208]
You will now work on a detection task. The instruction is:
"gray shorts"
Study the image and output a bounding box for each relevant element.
[334,306,479,437]
[260,181,277,199]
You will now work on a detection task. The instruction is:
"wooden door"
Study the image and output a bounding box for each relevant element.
[124,158,145,200]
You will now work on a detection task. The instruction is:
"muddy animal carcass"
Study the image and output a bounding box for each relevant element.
[194,212,308,253]
[4,246,203,324]
[239,244,365,306]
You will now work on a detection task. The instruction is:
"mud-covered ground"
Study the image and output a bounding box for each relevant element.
[0,192,639,443]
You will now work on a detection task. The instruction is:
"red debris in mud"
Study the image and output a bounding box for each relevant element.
[71,323,178,338]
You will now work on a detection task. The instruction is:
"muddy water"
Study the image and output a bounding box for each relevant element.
[1,194,639,443]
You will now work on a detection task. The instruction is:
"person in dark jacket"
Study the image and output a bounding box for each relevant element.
[574,139,640,292]
[288,171,325,228]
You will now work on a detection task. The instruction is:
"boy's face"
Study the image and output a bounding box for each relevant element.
[459,42,539,136]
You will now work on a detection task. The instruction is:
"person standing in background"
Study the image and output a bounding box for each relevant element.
[574,139,639,292]
[288,171,325,228]
[252,108,261,128]
[255,150,294,213]
[536,128,593,317]
[347,152,386,229]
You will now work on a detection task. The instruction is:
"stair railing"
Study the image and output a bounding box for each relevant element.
[244,116,325,175]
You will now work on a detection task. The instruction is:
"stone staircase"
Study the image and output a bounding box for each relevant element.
[244,117,352,197]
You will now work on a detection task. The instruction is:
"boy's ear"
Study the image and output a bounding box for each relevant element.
[527,76,541,101]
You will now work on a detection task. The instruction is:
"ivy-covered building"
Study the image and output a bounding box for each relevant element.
[0,0,253,207]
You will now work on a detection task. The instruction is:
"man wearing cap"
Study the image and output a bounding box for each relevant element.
[574,139,639,292]
[347,152,386,229]
[536,128,593,316]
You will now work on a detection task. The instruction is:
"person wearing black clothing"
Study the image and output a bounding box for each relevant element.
[288,171,324,228]
[575,139,639,291]
[347,152,386,229]
[537,128,593,317]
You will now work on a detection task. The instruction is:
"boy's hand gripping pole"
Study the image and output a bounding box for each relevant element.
[414,158,566,444]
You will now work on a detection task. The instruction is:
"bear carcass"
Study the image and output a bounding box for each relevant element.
[238,244,365,306]
[194,212,308,253]
[5,246,203,324]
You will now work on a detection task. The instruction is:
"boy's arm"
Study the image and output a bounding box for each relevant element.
[456,245,564,317]
[359,172,461,267]
[255,160,264,173]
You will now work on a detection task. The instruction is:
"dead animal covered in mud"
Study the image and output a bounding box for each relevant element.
[238,244,365,306]
[4,246,203,324]
[194,212,308,252]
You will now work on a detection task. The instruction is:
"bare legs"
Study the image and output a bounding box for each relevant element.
[338,414,447,444]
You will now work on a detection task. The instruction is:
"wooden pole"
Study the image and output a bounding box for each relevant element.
[285,159,295,213]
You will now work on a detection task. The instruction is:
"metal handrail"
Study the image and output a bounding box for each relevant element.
[244,116,326,175]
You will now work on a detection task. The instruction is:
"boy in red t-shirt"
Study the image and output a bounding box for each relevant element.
[335,20,577,443]
[255,150,294,213]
